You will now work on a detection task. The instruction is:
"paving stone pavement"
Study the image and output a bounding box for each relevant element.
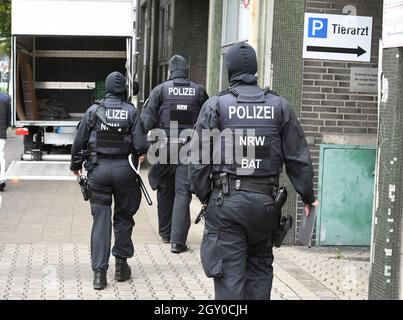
[0,130,371,300]
[275,246,370,300]
[0,241,370,300]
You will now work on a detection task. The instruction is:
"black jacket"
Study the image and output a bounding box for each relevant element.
[141,77,209,133]
[188,83,316,205]
[70,94,149,171]
[0,92,11,139]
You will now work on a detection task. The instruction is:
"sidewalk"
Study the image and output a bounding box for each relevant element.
[0,242,370,300]
[0,132,370,300]
[0,178,370,300]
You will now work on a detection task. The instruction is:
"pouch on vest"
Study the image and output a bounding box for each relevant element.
[170,103,195,128]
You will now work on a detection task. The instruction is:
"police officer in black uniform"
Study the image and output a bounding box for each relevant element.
[70,71,148,290]
[141,55,209,253]
[189,43,319,300]
[0,92,11,191]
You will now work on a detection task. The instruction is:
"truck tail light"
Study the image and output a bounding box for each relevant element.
[16,128,29,136]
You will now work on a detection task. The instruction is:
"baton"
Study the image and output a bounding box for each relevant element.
[195,202,207,224]
[128,154,153,206]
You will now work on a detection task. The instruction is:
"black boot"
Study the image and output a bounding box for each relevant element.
[93,270,107,290]
[171,243,188,254]
[115,258,131,282]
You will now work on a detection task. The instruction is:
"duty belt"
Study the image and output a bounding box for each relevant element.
[97,153,130,159]
[213,175,278,197]
[158,137,189,144]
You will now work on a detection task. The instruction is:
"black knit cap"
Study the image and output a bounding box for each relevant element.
[105,71,126,95]
[225,42,258,85]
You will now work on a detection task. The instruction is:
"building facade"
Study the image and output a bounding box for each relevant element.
[135,0,209,108]
[135,0,384,245]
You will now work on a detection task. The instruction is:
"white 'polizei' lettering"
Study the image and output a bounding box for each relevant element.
[228,105,274,120]
[105,109,129,120]
[168,87,196,96]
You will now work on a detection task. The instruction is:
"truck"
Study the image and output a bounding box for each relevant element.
[10,0,137,163]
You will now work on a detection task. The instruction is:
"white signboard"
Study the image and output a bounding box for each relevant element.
[303,13,373,62]
[383,0,403,48]
[12,0,133,37]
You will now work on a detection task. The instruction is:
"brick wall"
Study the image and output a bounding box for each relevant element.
[190,0,209,87]
[300,0,383,243]
[173,0,209,87]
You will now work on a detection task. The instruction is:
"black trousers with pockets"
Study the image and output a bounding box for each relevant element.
[155,163,192,245]
[201,188,279,300]
[88,158,141,271]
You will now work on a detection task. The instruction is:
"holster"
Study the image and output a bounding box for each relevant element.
[272,186,291,248]
[77,176,90,201]
[274,187,287,210]
[273,215,293,248]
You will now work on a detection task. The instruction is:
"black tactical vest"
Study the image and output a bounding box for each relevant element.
[88,100,135,156]
[158,79,202,134]
[212,89,284,177]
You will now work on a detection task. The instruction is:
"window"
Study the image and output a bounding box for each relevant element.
[158,2,173,82]
[222,0,252,45]
[220,0,253,90]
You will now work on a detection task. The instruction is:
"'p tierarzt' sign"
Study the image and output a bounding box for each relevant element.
[303,13,373,62]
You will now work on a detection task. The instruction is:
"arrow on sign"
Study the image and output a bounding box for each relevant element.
[307,45,366,57]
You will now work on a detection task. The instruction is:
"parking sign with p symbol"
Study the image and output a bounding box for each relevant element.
[308,18,328,38]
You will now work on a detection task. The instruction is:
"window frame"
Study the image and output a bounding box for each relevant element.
[221,0,251,46]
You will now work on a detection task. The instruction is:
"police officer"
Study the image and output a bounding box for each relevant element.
[70,71,148,290]
[189,43,319,300]
[141,55,209,253]
[0,92,11,191]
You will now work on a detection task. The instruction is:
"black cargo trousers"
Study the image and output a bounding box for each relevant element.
[87,158,141,271]
[200,188,279,300]
[155,163,192,245]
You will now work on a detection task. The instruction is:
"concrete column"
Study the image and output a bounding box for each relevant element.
[369,47,403,300]
[271,0,305,244]
[206,0,223,95]
[263,0,275,88]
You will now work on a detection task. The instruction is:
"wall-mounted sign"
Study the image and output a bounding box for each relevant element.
[383,0,403,48]
[303,13,373,62]
[349,67,378,93]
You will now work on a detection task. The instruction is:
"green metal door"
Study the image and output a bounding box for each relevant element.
[317,145,376,246]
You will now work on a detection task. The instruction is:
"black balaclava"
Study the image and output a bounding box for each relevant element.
[225,42,258,86]
[168,55,189,79]
[105,71,126,97]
